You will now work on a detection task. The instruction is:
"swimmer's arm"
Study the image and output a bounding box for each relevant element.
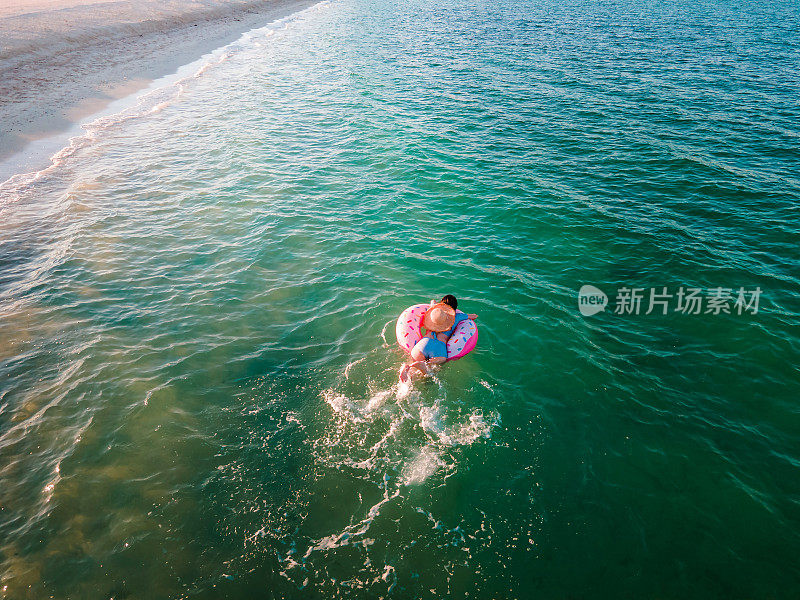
[467,313,478,320]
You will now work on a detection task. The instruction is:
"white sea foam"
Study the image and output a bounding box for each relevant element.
[379,565,397,593]
[302,489,400,558]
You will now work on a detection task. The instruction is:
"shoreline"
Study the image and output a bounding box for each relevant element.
[0,0,316,176]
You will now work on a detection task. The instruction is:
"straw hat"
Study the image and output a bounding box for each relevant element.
[423,303,456,332]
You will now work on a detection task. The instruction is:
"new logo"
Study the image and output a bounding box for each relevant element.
[578,285,608,316]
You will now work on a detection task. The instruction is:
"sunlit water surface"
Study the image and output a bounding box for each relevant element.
[1,0,799,597]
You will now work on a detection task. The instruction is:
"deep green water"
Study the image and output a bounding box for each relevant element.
[1,0,800,597]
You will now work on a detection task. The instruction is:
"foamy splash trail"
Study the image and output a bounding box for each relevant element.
[319,352,499,484]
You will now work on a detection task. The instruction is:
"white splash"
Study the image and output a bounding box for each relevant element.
[401,446,444,485]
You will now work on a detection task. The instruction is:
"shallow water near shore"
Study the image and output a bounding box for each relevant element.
[1,0,800,597]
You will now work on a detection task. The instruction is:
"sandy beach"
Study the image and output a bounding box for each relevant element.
[0,0,314,166]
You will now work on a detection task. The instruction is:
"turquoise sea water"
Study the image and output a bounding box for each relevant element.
[2,0,800,597]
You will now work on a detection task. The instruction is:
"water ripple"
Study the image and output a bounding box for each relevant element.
[1,0,799,597]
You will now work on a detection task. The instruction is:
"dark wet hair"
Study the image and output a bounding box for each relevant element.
[440,294,458,310]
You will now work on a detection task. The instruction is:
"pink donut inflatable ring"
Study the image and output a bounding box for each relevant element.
[395,303,478,361]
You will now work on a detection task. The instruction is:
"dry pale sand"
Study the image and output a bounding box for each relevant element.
[0,0,315,165]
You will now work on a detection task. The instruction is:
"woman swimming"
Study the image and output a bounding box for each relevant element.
[399,294,478,382]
